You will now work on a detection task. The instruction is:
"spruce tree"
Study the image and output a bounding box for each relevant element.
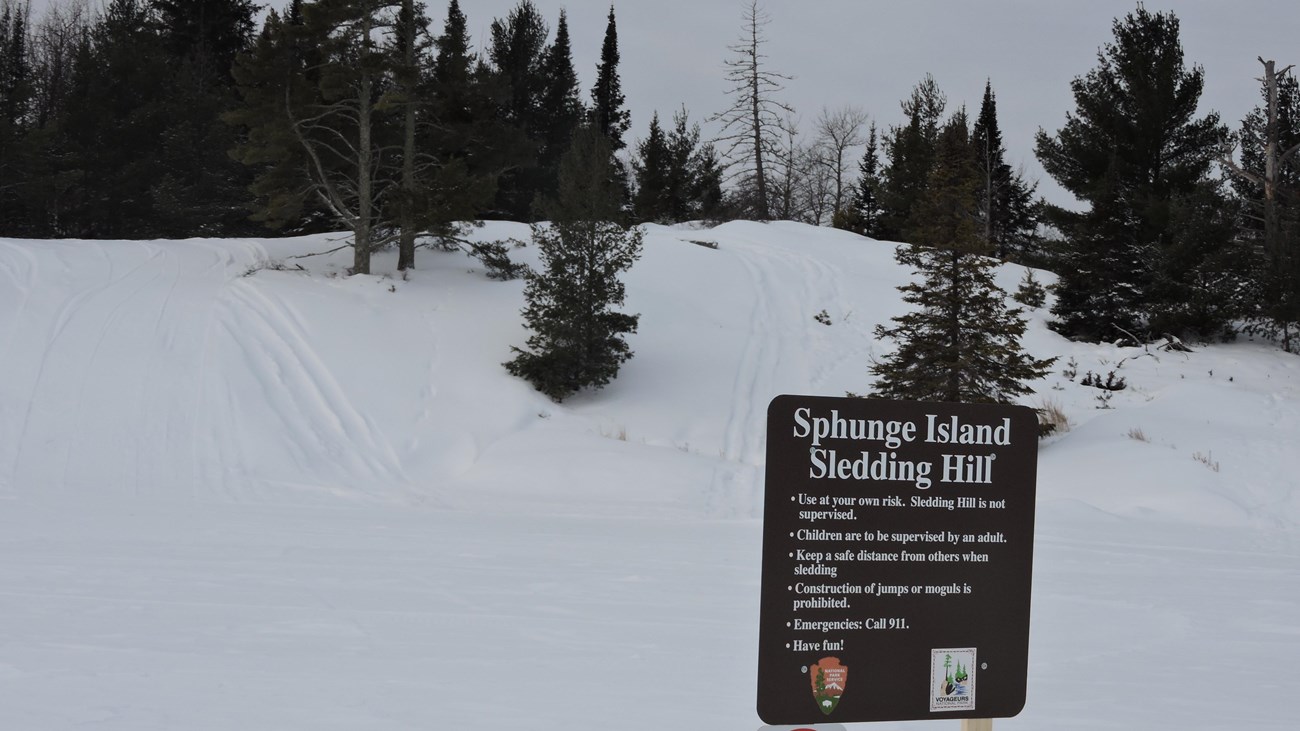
[691,141,726,221]
[590,5,628,152]
[665,107,703,222]
[430,0,521,207]
[633,107,713,224]
[1036,6,1230,341]
[589,5,629,208]
[871,113,1054,404]
[532,9,582,215]
[836,122,882,237]
[971,80,1038,262]
[632,111,670,222]
[506,125,643,401]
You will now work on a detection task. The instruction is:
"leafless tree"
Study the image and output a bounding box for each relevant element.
[27,2,86,129]
[768,115,802,221]
[799,142,835,225]
[813,105,868,216]
[709,0,792,220]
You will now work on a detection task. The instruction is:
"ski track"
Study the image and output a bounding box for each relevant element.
[2,239,265,501]
[205,279,409,503]
[1,227,1298,729]
[708,229,851,517]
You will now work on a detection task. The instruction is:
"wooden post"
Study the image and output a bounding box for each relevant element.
[961,719,993,731]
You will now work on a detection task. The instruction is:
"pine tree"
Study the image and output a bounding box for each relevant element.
[486,0,548,220]
[150,0,260,236]
[878,75,945,240]
[227,7,323,232]
[56,0,170,237]
[1036,6,1230,341]
[506,125,642,401]
[871,113,1054,404]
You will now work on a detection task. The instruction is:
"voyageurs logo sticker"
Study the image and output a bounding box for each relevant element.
[930,648,976,712]
[809,657,848,715]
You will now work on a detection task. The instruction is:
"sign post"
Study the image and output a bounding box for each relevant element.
[757,395,1039,725]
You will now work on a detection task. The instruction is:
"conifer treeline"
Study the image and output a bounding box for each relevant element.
[1,2,1299,348]
[0,0,724,247]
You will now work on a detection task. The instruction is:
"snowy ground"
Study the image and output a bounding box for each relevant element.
[0,222,1296,729]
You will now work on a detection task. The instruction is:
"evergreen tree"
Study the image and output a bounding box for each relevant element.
[691,141,725,222]
[532,8,582,215]
[836,122,882,236]
[1036,6,1231,341]
[589,5,629,209]
[878,74,945,240]
[0,2,34,232]
[589,5,628,151]
[149,0,259,236]
[633,107,717,224]
[151,0,256,82]
[227,6,324,233]
[486,0,548,220]
[971,80,1038,261]
[506,125,643,401]
[871,113,1054,404]
[632,111,670,222]
[665,107,702,222]
[430,0,521,204]
[56,0,169,237]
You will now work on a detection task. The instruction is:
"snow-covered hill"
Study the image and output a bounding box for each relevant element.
[0,222,1296,729]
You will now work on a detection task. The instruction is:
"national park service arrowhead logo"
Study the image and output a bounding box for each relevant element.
[809,656,847,715]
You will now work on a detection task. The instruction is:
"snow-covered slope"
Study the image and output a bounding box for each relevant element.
[0,222,1296,729]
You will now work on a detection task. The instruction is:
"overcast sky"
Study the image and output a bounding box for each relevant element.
[30,1,1300,207]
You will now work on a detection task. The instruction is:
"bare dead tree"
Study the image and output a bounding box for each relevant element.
[1220,57,1300,348]
[709,0,792,220]
[1221,59,1300,246]
[813,105,868,216]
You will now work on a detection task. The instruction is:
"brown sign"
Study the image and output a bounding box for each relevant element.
[757,395,1038,724]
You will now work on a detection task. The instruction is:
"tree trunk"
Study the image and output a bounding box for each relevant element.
[354,10,374,276]
[397,0,417,271]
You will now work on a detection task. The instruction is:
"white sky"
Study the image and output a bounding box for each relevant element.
[29,0,1300,207]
